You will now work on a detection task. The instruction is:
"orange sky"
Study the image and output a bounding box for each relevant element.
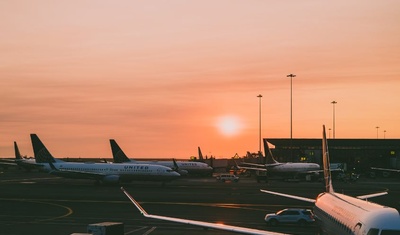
[1,1,400,159]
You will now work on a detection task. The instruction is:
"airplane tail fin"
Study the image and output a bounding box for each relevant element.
[322,125,334,193]
[263,140,278,164]
[14,141,22,160]
[30,134,57,163]
[109,139,131,163]
[198,147,205,162]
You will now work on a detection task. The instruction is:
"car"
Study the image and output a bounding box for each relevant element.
[215,174,239,182]
[264,208,315,226]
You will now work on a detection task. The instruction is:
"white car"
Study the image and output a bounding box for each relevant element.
[216,174,239,182]
[265,208,315,226]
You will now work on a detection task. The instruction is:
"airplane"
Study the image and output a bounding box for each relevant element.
[236,142,321,180]
[370,167,400,173]
[31,134,180,184]
[110,139,213,176]
[260,125,400,235]
[369,167,400,178]
[120,187,287,235]
[0,142,42,171]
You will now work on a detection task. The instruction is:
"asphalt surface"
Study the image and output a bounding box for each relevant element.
[1,169,400,235]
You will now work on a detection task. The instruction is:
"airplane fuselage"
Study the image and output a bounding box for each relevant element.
[266,162,320,174]
[314,192,400,235]
[42,162,180,183]
[126,160,213,175]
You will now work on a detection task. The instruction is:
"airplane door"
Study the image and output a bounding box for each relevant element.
[353,222,362,235]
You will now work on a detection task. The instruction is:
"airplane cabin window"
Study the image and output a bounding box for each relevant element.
[366,228,379,235]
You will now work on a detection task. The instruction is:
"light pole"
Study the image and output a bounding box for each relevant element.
[286,74,296,160]
[384,130,386,139]
[257,94,263,155]
[331,101,337,139]
[286,74,296,140]
[376,126,379,139]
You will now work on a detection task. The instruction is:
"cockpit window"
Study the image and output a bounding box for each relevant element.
[367,229,379,235]
[381,230,400,235]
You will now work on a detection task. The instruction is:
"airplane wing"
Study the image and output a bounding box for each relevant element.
[371,167,400,173]
[304,168,342,174]
[236,165,268,172]
[121,187,289,235]
[234,161,268,172]
[356,191,388,200]
[260,189,316,203]
[0,160,17,166]
[239,162,266,167]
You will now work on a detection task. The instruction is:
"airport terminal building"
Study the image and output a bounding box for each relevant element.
[265,138,400,173]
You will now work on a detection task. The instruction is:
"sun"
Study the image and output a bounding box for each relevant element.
[216,115,243,137]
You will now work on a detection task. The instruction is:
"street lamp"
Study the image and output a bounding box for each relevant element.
[376,126,379,139]
[257,94,263,155]
[384,130,386,139]
[286,74,296,160]
[286,74,296,140]
[331,101,337,139]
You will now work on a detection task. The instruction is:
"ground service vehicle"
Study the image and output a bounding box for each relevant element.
[264,208,315,226]
[215,174,239,182]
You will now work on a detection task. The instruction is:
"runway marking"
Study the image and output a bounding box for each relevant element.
[0,177,58,183]
[29,200,74,222]
[0,197,308,210]
[124,226,150,234]
[0,198,73,222]
[142,226,157,235]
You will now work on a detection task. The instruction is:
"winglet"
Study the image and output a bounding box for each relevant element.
[120,187,149,216]
[172,158,179,170]
[110,139,131,163]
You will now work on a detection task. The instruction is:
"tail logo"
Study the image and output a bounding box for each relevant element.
[36,147,55,163]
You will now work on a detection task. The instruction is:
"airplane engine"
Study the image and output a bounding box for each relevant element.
[102,175,120,184]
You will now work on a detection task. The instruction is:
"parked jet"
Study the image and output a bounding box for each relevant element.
[31,134,180,184]
[121,187,286,235]
[370,167,400,173]
[370,167,400,178]
[0,142,42,171]
[110,139,213,176]
[260,126,400,235]
[237,142,320,180]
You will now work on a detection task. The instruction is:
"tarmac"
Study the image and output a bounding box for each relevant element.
[0,168,399,235]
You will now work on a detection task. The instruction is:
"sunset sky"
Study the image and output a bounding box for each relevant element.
[1,1,400,159]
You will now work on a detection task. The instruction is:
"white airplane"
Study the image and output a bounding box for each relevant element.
[370,167,400,173]
[370,167,400,179]
[121,187,288,235]
[237,143,321,180]
[260,126,400,235]
[110,139,213,176]
[31,134,180,184]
